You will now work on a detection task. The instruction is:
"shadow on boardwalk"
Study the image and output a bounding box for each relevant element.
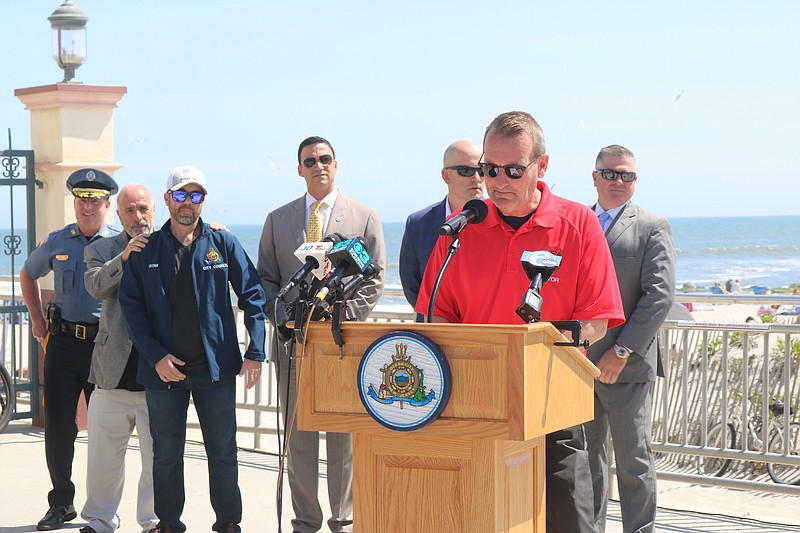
[2,420,800,532]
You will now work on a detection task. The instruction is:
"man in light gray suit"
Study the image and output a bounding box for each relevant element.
[257,136,385,533]
[81,183,159,533]
[585,145,676,533]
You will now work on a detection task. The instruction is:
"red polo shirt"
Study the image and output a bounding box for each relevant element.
[416,181,625,328]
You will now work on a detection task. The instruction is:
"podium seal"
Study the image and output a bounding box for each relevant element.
[357,331,451,431]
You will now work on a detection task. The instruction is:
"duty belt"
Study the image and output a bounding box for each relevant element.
[59,320,99,341]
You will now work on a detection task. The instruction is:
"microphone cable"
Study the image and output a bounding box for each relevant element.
[272,297,286,532]
[275,301,319,532]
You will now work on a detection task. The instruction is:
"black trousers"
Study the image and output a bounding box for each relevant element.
[43,333,94,506]
[546,424,597,533]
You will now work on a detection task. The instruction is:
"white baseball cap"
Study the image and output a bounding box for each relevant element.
[166,165,208,194]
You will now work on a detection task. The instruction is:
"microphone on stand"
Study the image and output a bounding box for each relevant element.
[318,260,382,313]
[426,200,488,322]
[276,233,344,298]
[515,250,562,323]
[312,237,373,305]
[438,199,489,237]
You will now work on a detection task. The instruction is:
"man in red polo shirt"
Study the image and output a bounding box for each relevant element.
[417,111,625,533]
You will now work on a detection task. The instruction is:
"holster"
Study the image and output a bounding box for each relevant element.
[45,302,62,336]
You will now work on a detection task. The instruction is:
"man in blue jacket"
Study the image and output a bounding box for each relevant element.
[119,165,266,533]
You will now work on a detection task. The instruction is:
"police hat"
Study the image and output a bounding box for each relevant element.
[66,168,119,199]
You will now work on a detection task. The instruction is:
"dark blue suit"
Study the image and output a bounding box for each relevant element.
[399,198,447,308]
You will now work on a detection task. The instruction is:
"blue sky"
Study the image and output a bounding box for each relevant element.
[2,1,799,225]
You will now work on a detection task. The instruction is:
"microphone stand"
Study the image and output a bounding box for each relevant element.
[330,282,346,360]
[426,236,460,323]
[293,280,309,345]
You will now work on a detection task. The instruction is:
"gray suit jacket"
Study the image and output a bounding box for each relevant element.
[257,191,386,360]
[586,203,676,382]
[84,231,134,389]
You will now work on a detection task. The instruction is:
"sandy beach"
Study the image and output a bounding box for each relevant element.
[687,302,799,325]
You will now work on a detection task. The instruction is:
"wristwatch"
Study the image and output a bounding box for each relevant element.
[614,343,632,359]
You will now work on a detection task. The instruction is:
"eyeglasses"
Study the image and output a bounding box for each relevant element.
[170,190,206,204]
[479,155,542,179]
[302,154,334,168]
[446,165,484,178]
[595,169,637,183]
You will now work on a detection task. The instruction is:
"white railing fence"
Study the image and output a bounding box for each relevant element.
[4,284,800,495]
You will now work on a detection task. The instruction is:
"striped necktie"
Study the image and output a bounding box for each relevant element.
[307,201,323,242]
[598,211,612,232]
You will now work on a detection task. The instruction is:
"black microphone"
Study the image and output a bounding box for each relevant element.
[276,233,344,298]
[438,199,489,236]
[326,260,382,306]
[312,237,372,305]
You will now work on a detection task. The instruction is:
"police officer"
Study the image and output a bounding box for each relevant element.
[20,168,120,531]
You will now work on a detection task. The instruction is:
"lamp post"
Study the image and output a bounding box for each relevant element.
[48,0,88,83]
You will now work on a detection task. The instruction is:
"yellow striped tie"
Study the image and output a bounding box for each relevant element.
[307,201,323,242]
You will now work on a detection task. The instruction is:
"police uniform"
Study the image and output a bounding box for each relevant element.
[22,169,120,530]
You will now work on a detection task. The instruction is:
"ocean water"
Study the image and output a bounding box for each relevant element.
[3,215,800,292]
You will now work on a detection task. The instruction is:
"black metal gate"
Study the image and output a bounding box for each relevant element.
[1,147,40,426]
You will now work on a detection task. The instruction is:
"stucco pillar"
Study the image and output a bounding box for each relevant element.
[15,82,126,427]
[15,83,127,264]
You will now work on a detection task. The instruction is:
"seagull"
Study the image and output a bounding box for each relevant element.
[580,121,590,129]
[268,156,281,170]
[675,90,684,102]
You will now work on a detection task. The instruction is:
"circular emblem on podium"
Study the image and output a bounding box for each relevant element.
[357,331,451,432]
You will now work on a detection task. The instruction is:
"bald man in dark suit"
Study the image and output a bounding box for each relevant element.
[399,140,484,310]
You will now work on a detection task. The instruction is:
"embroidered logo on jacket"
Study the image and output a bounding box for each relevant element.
[203,247,228,270]
[206,247,223,265]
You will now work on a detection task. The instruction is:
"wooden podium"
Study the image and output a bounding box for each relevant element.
[297,321,599,533]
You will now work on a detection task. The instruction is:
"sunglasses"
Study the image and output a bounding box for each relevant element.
[478,155,542,179]
[595,169,637,183]
[170,190,206,204]
[302,154,334,168]
[446,165,484,178]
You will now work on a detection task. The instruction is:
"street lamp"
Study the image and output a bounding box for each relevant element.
[48,0,88,83]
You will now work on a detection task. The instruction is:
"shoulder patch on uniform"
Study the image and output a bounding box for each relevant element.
[55,254,69,261]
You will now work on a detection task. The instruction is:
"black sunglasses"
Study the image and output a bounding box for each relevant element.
[170,190,206,204]
[302,154,334,168]
[595,169,637,183]
[479,155,542,179]
[446,165,484,178]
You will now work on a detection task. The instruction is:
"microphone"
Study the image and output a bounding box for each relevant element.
[515,250,562,323]
[323,260,382,308]
[438,199,489,237]
[312,237,372,305]
[276,233,344,298]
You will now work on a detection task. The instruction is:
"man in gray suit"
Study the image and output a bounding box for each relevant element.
[585,145,676,533]
[81,183,159,533]
[257,136,386,533]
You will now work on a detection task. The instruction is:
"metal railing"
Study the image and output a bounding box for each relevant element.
[650,314,800,495]
[225,290,800,498]
[5,285,800,495]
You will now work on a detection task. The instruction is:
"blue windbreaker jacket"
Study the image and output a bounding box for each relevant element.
[119,219,266,388]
